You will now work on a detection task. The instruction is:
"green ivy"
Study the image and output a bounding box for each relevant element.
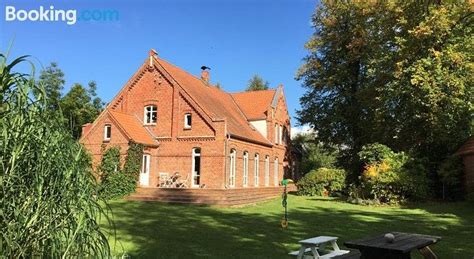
[123,142,144,180]
[98,145,121,180]
[98,142,143,200]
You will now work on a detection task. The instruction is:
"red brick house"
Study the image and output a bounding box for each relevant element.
[80,50,292,203]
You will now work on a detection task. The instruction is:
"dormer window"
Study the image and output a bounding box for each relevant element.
[184,113,192,129]
[104,124,111,141]
[144,105,157,125]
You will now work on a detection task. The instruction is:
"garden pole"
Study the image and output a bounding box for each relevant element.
[281,179,293,228]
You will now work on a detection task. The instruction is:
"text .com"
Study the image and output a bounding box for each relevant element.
[5,6,119,25]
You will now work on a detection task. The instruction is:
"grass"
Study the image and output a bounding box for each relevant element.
[103,195,474,258]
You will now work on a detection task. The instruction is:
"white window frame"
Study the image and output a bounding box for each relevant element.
[184,113,192,129]
[274,157,279,186]
[264,155,270,186]
[243,151,249,187]
[191,148,201,188]
[229,149,236,188]
[274,123,278,144]
[279,125,283,144]
[144,105,157,125]
[103,124,111,141]
[254,154,259,187]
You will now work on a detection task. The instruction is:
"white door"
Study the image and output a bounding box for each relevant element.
[140,154,150,186]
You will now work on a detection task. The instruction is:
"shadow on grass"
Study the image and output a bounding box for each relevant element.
[103,196,474,258]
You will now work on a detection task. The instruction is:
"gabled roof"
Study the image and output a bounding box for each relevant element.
[154,56,272,146]
[108,110,158,147]
[231,89,276,120]
[457,136,474,156]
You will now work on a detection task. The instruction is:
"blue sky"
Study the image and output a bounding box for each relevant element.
[1,0,317,128]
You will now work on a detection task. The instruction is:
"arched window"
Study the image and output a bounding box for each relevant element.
[144,105,157,124]
[229,149,236,187]
[243,151,249,187]
[264,155,270,186]
[254,153,260,187]
[274,157,279,186]
[192,148,201,187]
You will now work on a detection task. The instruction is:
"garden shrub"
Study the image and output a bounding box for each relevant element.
[98,143,143,200]
[296,167,346,196]
[351,143,431,204]
[1,54,110,257]
[438,155,465,200]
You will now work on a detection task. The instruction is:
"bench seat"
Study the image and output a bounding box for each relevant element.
[289,247,313,256]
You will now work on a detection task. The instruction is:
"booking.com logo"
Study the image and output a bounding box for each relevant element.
[4,5,119,25]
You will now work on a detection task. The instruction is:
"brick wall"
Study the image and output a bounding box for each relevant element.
[81,112,130,169]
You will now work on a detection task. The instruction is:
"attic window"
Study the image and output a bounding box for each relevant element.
[184,113,192,129]
[144,105,157,125]
[104,124,111,141]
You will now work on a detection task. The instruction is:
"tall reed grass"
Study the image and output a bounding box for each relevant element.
[0,53,111,257]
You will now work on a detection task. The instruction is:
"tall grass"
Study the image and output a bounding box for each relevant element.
[0,53,111,257]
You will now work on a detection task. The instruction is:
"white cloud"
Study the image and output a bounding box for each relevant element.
[291,125,313,139]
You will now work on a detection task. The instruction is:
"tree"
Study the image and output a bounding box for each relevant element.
[246,74,269,91]
[36,62,104,139]
[297,1,472,180]
[60,81,104,139]
[383,3,473,159]
[292,132,338,175]
[38,62,65,110]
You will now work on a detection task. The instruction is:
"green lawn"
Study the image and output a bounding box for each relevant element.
[103,195,474,258]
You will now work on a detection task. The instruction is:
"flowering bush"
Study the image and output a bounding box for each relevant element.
[350,143,431,204]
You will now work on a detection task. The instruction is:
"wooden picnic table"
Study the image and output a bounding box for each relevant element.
[289,236,353,259]
[344,232,441,259]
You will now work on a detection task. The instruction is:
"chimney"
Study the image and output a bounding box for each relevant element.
[149,49,157,66]
[200,66,210,84]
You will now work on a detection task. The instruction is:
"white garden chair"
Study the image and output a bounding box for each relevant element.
[158,172,170,188]
[176,174,190,188]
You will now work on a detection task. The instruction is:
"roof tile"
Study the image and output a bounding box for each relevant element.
[109,110,157,146]
[155,57,272,146]
[231,90,276,120]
